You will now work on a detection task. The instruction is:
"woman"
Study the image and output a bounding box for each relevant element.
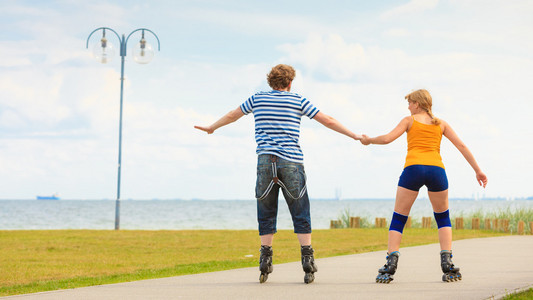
[361,89,487,283]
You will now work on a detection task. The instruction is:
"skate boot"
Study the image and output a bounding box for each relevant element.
[301,245,318,284]
[441,250,461,282]
[259,245,273,283]
[376,251,399,283]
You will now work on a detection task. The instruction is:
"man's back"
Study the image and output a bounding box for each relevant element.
[240,90,319,163]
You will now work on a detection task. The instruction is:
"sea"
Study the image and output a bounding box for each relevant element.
[0,199,531,230]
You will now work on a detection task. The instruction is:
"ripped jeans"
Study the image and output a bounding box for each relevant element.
[255,154,311,235]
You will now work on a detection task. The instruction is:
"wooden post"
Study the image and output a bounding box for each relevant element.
[484,219,491,230]
[422,217,432,228]
[472,218,480,230]
[502,219,510,233]
[405,216,412,229]
[530,222,533,235]
[493,219,500,231]
[375,218,387,228]
[350,216,361,228]
[330,220,341,229]
[517,221,525,235]
[455,217,464,230]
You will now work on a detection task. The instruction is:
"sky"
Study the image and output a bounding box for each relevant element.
[1,0,532,200]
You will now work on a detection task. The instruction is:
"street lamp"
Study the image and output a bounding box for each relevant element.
[86,27,161,230]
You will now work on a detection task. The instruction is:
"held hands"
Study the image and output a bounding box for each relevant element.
[360,134,371,145]
[194,125,215,134]
[353,133,363,140]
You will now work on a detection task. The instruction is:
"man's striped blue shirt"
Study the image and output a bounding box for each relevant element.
[240,90,319,163]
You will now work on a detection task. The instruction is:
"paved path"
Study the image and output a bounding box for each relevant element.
[4,236,533,300]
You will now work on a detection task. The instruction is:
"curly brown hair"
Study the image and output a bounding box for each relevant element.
[267,64,296,90]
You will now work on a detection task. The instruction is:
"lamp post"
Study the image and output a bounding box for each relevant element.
[86,27,160,230]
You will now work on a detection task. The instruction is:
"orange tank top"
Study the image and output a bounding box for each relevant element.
[404,118,445,169]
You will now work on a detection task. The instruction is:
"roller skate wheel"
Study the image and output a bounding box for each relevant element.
[376,274,393,284]
[304,272,315,284]
[259,273,268,283]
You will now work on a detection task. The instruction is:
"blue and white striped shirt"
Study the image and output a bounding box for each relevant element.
[240,90,319,163]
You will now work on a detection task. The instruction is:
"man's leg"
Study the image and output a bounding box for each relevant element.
[297,233,311,246]
[283,184,316,283]
[256,185,278,283]
[255,155,279,283]
[260,234,274,246]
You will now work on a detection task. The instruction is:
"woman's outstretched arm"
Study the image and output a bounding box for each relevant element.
[361,116,411,145]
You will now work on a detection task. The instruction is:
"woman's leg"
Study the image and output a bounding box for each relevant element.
[428,189,452,251]
[388,186,419,253]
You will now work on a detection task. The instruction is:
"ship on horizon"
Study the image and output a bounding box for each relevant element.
[36,193,60,200]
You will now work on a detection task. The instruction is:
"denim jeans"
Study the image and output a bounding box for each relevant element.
[255,154,311,235]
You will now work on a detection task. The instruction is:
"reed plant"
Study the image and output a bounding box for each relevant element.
[454,207,533,233]
[336,206,533,232]
[336,208,370,228]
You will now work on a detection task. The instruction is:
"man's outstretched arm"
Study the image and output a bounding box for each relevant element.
[313,111,362,140]
[194,107,245,134]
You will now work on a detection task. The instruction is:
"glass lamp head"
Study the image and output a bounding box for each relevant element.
[93,36,115,64]
[132,38,154,64]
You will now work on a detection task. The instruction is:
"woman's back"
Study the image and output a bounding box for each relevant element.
[405,115,444,168]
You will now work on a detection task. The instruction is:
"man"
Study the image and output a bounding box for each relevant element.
[195,64,361,284]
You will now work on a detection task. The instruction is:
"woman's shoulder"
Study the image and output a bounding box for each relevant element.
[401,116,414,125]
[438,118,448,126]
[438,118,448,133]
[401,116,414,131]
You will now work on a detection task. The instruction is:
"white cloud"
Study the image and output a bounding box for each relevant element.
[383,28,411,38]
[278,34,367,81]
[380,0,439,20]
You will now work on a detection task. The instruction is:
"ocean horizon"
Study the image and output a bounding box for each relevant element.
[1,199,531,230]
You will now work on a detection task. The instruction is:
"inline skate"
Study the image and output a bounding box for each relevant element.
[376,251,399,283]
[259,245,273,283]
[301,245,318,284]
[441,250,462,282]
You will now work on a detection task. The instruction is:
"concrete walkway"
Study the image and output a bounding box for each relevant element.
[4,236,533,300]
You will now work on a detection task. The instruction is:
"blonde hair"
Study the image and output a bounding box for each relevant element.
[405,89,441,125]
[267,64,296,90]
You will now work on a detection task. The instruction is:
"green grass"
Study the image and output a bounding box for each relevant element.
[503,288,533,300]
[0,228,507,296]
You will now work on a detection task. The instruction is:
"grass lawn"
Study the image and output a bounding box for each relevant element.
[504,288,533,300]
[0,228,507,296]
